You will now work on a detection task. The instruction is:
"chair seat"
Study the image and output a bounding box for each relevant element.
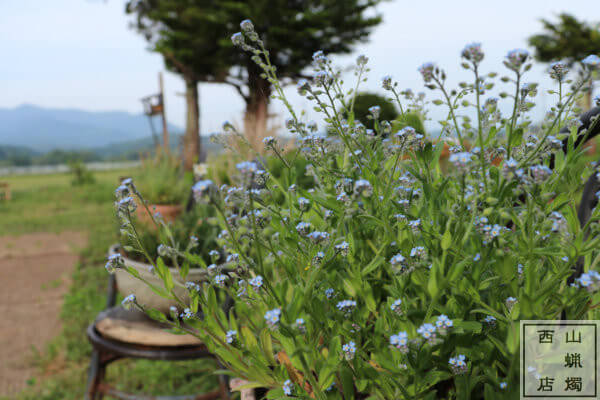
[94,307,202,347]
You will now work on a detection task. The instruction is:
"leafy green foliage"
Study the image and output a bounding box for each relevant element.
[119,28,600,400]
[528,14,600,65]
[68,160,96,186]
[353,92,399,130]
[121,204,221,266]
[134,151,192,205]
[393,112,426,135]
[0,169,223,400]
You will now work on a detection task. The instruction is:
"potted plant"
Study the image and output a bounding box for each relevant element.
[133,150,192,224]
[108,202,221,313]
[108,23,600,399]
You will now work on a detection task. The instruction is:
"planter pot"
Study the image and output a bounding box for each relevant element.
[135,203,182,225]
[109,244,206,314]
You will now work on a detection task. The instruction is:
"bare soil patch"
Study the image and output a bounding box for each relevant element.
[0,231,87,397]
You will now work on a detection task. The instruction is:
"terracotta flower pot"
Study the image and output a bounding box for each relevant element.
[135,203,183,225]
[109,244,207,314]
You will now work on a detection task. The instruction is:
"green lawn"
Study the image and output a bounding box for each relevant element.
[0,169,220,400]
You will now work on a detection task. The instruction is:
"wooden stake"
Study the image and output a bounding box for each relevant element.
[159,72,170,150]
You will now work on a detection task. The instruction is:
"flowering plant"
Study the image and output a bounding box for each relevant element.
[110,24,600,399]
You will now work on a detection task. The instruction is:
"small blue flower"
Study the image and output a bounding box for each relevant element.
[418,62,436,82]
[390,253,406,266]
[262,136,276,147]
[105,254,124,274]
[296,222,312,236]
[505,296,518,310]
[417,323,436,341]
[449,152,473,172]
[294,318,306,333]
[225,330,237,344]
[436,314,453,330]
[325,288,335,299]
[297,79,311,94]
[500,382,507,390]
[181,308,194,320]
[240,19,254,32]
[192,179,215,201]
[449,354,468,374]
[265,308,281,327]
[114,184,130,199]
[121,294,136,310]
[473,253,481,262]
[382,75,393,90]
[408,219,421,233]
[283,379,293,396]
[390,331,408,352]
[505,49,529,70]
[214,274,228,286]
[483,315,497,327]
[314,70,333,86]
[368,105,381,119]
[410,246,426,259]
[461,42,484,64]
[313,50,327,64]
[298,197,311,211]
[336,299,357,315]
[231,32,244,46]
[249,275,263,290]
[342,341,356,360]
[335,241,350,256]
[390,298,403,315]
[354,179,373,197]
[582,54,600,68]
[185,281,200,292]
[307,231,330,244]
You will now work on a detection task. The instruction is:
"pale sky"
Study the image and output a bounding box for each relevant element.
[0,0,598,135]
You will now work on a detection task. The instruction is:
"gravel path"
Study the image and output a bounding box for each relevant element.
[0,232,86,397]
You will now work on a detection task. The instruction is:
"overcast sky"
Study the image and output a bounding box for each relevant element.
[0,0,598,135]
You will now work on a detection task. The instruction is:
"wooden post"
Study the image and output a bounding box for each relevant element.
[159,72,170,150]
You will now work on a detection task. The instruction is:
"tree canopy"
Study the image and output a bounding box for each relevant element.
[528,13,600,65]
[126,0,385,156]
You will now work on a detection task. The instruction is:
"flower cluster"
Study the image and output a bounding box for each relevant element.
[448,355,468,375]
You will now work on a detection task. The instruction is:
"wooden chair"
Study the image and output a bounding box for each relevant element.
[85,273,231,400]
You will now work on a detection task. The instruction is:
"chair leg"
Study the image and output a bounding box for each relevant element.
[215,360,230,400]
[217,373,231,400]
[85,349,106,400]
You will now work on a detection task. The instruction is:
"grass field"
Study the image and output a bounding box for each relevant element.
[0,168,220,400]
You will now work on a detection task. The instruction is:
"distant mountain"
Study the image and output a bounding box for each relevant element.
[93,135,222,160]
[0,135,222,167]
[0,104,182,152]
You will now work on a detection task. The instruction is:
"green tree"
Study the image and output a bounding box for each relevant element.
[528,13,600,109]
[127,0,385,153]
[126,1,234,170]
[221,0,384,140]
[353,92,399,130]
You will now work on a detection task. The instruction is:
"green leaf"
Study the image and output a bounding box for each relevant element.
[340,365,355,400]
[441,230,452,250]
[180,261,190,280]
[259,329,276,365]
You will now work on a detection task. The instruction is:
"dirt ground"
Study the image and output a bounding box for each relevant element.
[0,231,87,397]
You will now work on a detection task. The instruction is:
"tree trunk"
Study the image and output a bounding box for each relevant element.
[183,76,202,171]
[244,62,272,151]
